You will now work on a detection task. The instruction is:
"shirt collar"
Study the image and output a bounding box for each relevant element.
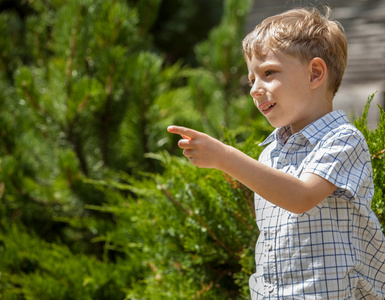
[259,110,350,146]
[258,127,290,147]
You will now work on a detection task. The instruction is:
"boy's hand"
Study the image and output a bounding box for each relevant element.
[167,126,229,169]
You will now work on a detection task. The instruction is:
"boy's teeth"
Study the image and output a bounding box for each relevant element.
[263,104,273,111]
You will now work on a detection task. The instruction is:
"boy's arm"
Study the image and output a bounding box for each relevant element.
[167,125,336,214]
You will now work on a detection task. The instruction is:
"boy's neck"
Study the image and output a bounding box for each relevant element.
[290,95,333,134]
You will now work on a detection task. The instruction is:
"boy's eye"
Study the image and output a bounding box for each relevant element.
[248,79,255,87]
[265,70,275,76]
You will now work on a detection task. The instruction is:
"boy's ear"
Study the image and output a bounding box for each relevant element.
[308,57,327,89]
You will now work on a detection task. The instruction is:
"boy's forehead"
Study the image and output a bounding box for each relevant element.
[249,45,271,59]
[246,49,307,75]
[247,49,280,65]
[246,52,274,76]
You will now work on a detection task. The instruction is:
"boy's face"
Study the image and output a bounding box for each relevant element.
[246,49,327,133]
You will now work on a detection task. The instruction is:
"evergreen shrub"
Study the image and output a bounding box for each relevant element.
[0,0,384,298]
[354,94,385,231]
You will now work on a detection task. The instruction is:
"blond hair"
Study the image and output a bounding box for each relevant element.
[242,7,348,96]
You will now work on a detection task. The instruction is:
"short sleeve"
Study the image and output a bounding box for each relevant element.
[303,127,373,202]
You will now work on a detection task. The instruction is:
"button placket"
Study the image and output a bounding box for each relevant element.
[279,136,297,168]
[262,216,279,295]
[265,241,273,251]
[264,284,276,297]
[263,239,276,287]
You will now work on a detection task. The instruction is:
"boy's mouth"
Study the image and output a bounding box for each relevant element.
[259,102,276,114]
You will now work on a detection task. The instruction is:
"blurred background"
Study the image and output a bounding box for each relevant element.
[0,0,383,299]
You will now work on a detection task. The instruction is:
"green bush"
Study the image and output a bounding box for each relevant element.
[0,0,383,298]
[354,94,385,231]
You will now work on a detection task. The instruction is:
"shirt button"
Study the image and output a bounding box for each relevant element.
[265,242,273,251]
[268,285,275,293]
[281,158,288,165]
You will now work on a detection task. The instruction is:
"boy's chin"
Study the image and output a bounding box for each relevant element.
[266,119,285,129]
[265,114,291,129]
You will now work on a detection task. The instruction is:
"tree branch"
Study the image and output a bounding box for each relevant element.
[159,184,239,258]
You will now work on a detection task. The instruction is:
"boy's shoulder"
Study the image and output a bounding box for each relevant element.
[304,110,366,145]
[258,110,370,167]
[260,110,366,148]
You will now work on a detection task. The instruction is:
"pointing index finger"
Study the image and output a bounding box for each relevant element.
[167,126,200,140]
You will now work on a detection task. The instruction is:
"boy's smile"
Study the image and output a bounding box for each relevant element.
[246,49,332,133]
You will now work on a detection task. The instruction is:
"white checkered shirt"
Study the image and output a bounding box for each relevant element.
[249,110,385,299]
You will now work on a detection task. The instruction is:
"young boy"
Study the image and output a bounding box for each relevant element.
[167,7,385,299]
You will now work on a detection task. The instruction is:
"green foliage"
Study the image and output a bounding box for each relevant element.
[192,0,254,134]
[354,93,385,231]
[0,225,135,300]
[80,129,264,299]
[0,0,261,298]
[0,0,384,299]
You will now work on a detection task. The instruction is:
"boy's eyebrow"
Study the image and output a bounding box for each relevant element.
[250,61,281,73]
[259,62,280,68]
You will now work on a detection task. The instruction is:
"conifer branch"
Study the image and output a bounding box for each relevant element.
[100,65,116,167]
[195,84,220,137]
[62,13,90,175]
[159,184,238,258]
[240,183,256,217]
[159,184,192,216]
[67,97,89,175]
[372,149,385,159]
[21,82,47,116]
[67,126,88,176]
[232,209,254,230]
[65,15,79,98]
[221,173,255,224]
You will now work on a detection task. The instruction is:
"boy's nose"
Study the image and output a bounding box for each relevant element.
[250,80,266,99]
